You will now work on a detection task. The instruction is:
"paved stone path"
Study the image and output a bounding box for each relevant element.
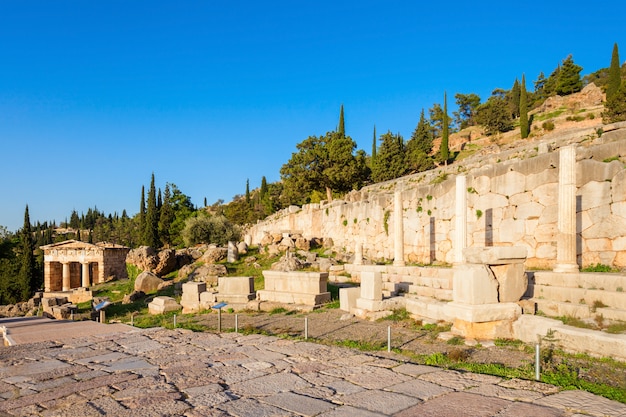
[2,321,626,416]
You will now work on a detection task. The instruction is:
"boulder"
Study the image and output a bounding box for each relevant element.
[294,237,311,251]
[187,264,227,285]
[126,246,157,271]
[199,247,228,264]
[122,290,146,304]
[154,249,177,276]
[134,271,164,293]
[237,241,248,255]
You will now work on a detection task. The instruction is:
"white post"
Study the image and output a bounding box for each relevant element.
[305,317,308,340]
[387,325,391,352]
[393,191,405,266]
[554,146,579,273]
[455,175,467,264]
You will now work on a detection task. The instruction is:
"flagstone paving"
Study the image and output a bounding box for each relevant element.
[1,318,626,416]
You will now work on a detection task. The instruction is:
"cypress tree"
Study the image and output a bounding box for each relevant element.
[520,74,529,139]
[159,183,174,247]
[245,179,251,205]
[338,105,345,136]
[139,185,146,240]
[371,125,377,163]
[18,205,36,300]
[607,43,621,100]
[260,176,268,199]
[439,92,450,162]
[509,78,521,118]
[144,174,159,248]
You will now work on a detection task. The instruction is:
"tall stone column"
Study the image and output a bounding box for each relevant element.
[44,261,51,292]
[81,263,90,288]
[62,262,71,291]
[354,241,363,265]
[454,175,468,264]
[554,145,579,273]
[393,191,405,266]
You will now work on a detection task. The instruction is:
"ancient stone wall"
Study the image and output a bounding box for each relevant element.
[248,125,626,270]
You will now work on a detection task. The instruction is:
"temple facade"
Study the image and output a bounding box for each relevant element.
[40,240,130,292]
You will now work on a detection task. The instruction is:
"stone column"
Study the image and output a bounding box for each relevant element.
[454,175,467,264]
[393,191,405,266]
[354,241,363,265]
[62,262,71,291]
[44,261,51,292]
[81,263,90,288]
[554,145,579,273]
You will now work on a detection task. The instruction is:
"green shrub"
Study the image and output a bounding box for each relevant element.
[181,214,241,247]
[542,120,555,131]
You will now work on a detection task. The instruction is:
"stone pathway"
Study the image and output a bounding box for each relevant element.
[1,323,626,416]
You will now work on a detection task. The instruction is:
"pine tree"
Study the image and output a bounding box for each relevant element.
[439,92,450,163]
[406,109,434,172]
[607,43,622,100]
[520,74,529,139]
[338,105,345,136]
[144,174,160,248]
[371,131,406,182]
[260,176,268,199]
[556,55,583,96]
[18,205,36,300]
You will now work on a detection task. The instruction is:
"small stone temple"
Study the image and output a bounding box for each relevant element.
[41,240,130,292]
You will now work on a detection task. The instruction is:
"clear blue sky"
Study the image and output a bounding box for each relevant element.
[1,1,624,232]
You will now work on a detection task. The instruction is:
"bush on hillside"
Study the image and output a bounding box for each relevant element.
[181,214,241,247]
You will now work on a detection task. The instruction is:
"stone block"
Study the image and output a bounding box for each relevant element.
[355,297,382,311]
[258,271,330,306]
[339,287,360,312]
[360,271,382,301]
[182,281,207,295]
[463,247,527,265]
[148,296,181,315]
[453,264,499,305]
[490,263,528,302]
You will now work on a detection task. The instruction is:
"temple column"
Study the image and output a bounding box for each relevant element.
[81,262,90,288]
[62,262,71,291]
[554,145,579,273]
[454,175,467,264]
[393,191,405,266]
[44,261,51,292]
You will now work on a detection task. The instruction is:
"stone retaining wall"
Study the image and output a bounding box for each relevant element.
[248,124,626,270]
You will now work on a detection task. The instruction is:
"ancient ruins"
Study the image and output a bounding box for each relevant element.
[244,122,626,359]
[40,240,130,302]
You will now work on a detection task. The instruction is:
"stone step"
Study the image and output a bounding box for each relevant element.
[408,285,452,301]
[531,284,626,310]
[534,299,626,322]
[404,295,449,321]
[532,271,626,292]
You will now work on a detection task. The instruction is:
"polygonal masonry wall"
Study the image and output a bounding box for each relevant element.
[248,134,626,270]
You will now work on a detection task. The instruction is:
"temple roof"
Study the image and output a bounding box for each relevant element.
[40,240,129,250]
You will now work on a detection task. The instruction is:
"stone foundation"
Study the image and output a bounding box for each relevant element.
[257,271,330,307]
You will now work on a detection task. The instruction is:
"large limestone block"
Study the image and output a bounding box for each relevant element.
[134,271,164,293]
[612,170,626,204]
[514,201,545,220]
[490,263,528,302]
[183,281,207,296]
[463,247,527,264]
[148,296,181,315]
[340,287,360,312]
[218,276,255,303]
[453,264,499,305]
[491,171,526,196]
[359,271,382,301]
[498,218,526,243]
[578,181,611,211]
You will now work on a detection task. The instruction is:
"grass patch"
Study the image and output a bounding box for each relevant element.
[582,264,617,273]
[379,308,411,322]
[269,307,288,315]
